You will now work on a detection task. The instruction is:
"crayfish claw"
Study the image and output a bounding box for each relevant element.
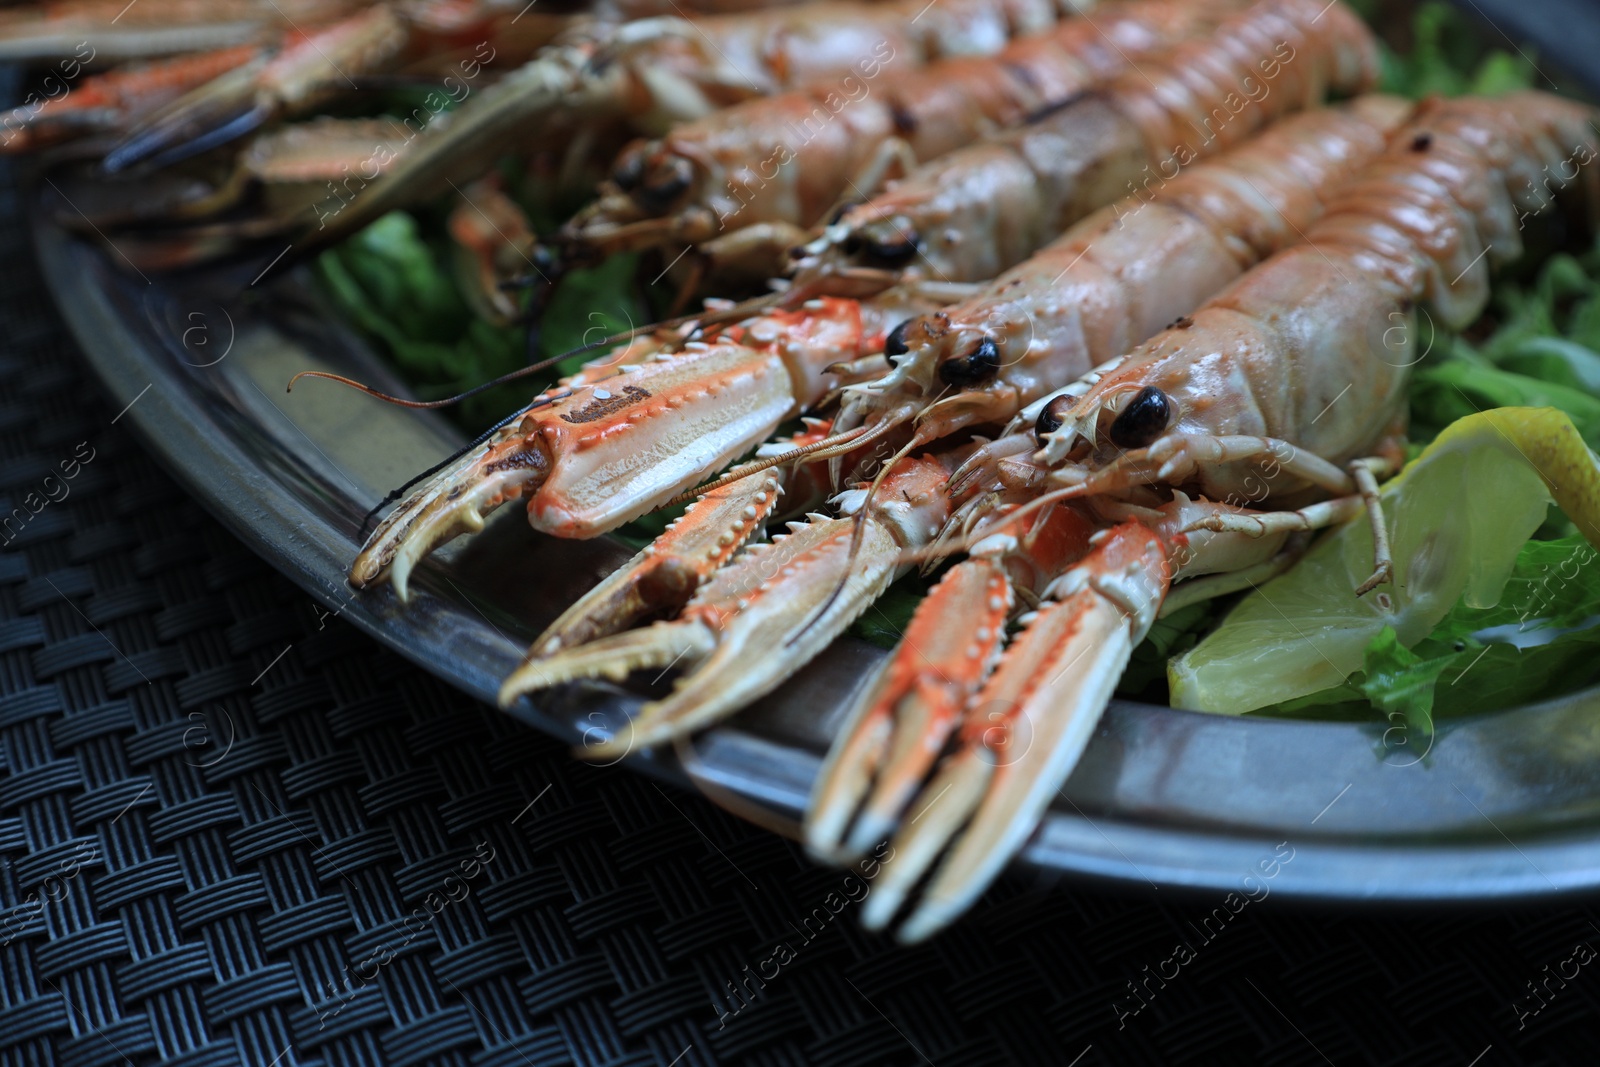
[350,431,552,601]
[859,525,1166,943]
[805,558,1012,865]
[511,459,955,761]
[528,471,785,658]
[101,60,272,173]
[861,744,993,938]
[499,620,718,735]
[105,6,409,174]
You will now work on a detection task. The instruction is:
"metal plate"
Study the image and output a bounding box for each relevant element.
[34,0,1600,905]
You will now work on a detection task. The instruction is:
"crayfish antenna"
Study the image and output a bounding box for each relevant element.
[288,371,443,408]
[288,343,583,409]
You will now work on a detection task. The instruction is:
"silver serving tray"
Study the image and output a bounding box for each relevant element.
[37,0,1600,907]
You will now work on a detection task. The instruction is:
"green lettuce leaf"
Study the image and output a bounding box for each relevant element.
[850,572,938,650]
[1357,627,1450,747]
[1339,537,1600,743]
[1411,358,1600,444]
[1378,1,1537,99]
[1118,601,1216,700]
[317,211,649,428]
[1406,241,1600,447]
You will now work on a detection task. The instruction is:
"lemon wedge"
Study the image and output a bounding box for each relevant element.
[1168,408,1600,712]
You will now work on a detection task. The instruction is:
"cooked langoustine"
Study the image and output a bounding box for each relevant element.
[793,0,1377,289]
[559,0,1226,280]
[0,0,824,105]
[487,92,1407,801]
[4,0,796,157]
[85,0,867,175]
[99,2,517,174]
[499,95,1409,680]
[57,116,423,271]
[342,94,1403,623]
[804,89,1600,942]
[304,0,1110,253]
[828,94,1410,456]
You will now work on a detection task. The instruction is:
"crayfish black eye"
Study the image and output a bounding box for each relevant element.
[1108,386,1172,449]
[863,232,920,267]
[883,318,914,359]
[611,148,646,191]
[938,336,1001,387]
[1034,394,1072,444]
[634,156,693,213]
[846,218,920,267]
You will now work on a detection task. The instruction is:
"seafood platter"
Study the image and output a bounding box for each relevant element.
[19,0,1600,938]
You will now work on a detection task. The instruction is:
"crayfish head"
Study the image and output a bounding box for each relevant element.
[608,140,698,213]
[560,145,707,259]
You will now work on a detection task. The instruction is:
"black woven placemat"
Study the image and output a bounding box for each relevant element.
[1,158,1598,1067]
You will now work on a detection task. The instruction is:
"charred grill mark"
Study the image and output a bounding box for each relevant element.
[560,385,652,424]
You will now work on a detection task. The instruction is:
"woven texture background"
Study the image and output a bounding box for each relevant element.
[1,168,1599,1067]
